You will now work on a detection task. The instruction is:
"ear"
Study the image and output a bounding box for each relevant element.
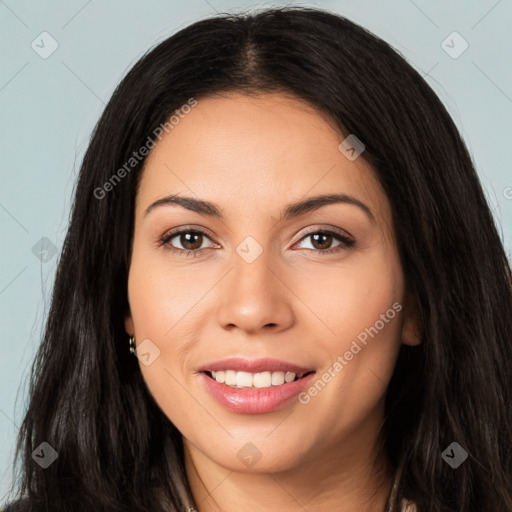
[400,293,422,346]
[125,312,135,337]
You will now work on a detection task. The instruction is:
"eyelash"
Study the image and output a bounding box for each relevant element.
[159,226,355,257]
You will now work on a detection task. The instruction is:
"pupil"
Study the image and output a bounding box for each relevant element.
[312,233,331,250]
[182,232,202,250]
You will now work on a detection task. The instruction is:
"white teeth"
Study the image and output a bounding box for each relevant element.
[224,370,237,386]
[253,371,272,388]
[271,371,285,385]
[284,371,296,383]
[209,370,302,388]
[236,371,253,388]
[211,370,224,383]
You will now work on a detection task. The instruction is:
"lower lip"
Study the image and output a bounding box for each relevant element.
[198,372,316,414]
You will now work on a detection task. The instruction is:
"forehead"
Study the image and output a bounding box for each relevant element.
[135,92,390,226]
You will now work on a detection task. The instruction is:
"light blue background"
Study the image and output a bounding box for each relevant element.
[1,0,511,500]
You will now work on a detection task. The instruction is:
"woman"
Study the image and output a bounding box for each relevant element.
[3,6,512,512]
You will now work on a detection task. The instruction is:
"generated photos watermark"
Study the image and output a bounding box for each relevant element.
[93,97,197,200]
[298,301,402,404]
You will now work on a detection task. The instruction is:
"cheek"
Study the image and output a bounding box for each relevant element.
[294,249,404,408]
[127,258,203,431]
[294,249,403,346]
[126,245,217,379]
[126,247,206,338]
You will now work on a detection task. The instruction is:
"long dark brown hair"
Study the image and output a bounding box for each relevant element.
[4,6,512,512]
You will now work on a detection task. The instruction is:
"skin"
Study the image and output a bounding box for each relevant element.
[125,92,420,512]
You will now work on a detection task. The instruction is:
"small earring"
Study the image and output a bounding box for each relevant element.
[129,336,136,355]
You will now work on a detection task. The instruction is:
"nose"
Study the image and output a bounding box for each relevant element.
[215,244,295,335]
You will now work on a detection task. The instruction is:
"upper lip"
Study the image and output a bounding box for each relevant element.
[198,357,315,374]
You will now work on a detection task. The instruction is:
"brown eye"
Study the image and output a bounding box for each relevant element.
[177,232,203,250]
[310,232,335,250]
[294,229,355,254]
[160,228,218,256]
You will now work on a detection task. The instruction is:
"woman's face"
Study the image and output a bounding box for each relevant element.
[125,92,419,474]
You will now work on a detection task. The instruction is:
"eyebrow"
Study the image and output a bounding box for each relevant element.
[144,193,375,224]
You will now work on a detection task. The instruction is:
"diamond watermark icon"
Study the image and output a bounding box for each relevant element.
[31,32,59,59]
[237,442,262,468]
[134,338,161,366]
[32,237,58,262]
[441,442,468,469]
[32,442,58,469]
[338,134,365,161]
[441,31,468,59]
[236,236,263,264]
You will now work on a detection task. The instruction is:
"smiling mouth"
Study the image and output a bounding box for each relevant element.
[203,370,315,388]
